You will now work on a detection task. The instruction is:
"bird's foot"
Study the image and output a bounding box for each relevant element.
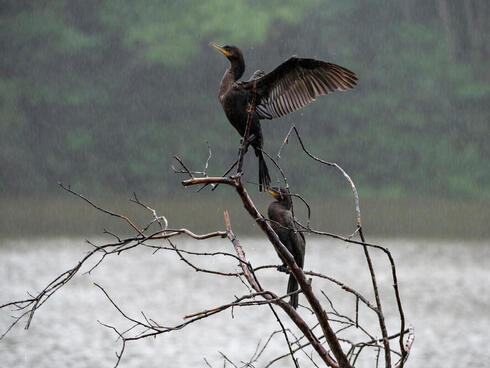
[246,134,256,144]
[240,134,256,147]
[239,138,248,152]
[277,265,290,274]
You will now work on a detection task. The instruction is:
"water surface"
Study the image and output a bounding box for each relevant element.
[1,237,489,367]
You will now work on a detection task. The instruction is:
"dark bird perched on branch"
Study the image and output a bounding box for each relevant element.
[210,43,357,191]
[267,187,306,309]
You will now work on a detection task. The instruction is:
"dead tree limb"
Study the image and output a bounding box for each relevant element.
[184,175,352,368]
[224,210,338,368]
[1,121,411,367]
[279,125,408,367]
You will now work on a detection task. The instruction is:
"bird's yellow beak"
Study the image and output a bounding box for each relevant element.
[266,188,279,198]
[209,42,230,56]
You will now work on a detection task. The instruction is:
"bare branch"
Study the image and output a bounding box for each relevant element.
[2,121,411,368]
[224,212,340,368]
[59,182,145,236]
[236,80,257,175]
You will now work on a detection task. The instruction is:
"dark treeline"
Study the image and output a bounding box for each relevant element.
[1,0,489,199]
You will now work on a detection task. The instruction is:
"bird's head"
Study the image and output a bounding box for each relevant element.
[266,187,292,207]
[209,43,244,64]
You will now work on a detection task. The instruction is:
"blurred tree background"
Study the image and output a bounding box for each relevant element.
[1,0,489,202]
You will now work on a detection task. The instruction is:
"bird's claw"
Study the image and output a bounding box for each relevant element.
[240,134,255,147]
[277,265,289,274]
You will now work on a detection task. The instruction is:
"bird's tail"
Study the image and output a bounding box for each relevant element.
[287,274,299,309]
[257,150,271,192]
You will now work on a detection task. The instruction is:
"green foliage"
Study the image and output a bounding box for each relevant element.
[97,0,314,66]
[0,0,488,198]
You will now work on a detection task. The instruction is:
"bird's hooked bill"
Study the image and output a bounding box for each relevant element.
[266,188,280,197]
[209,42,230,56]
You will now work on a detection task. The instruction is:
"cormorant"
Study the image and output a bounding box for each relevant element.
[267,187,305,309]
[211,43,357,191]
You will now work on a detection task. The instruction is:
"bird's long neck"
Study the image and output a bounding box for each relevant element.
[276,196,292,210]
[218,57,245,100]
[229,55,245,81]
[218,70,235,100]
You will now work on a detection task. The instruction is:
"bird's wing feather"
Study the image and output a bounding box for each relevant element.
[280,214,305,269]
[247,69,266,81]
[244,57,357,120]
[289,227,305,268]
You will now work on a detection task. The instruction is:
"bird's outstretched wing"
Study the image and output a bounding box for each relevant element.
[247,69,266,81]
[243,57,357,120]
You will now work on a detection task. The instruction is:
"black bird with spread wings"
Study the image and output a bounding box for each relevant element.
[267,187,305,309]
[210,43,357,191]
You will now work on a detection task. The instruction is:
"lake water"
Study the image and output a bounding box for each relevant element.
[1,237,489,367]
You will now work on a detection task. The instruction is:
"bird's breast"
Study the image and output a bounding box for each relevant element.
[220,88,250,132]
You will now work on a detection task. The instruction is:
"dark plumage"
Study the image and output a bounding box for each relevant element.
[267,187,306,309]
[211,43,357,191]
